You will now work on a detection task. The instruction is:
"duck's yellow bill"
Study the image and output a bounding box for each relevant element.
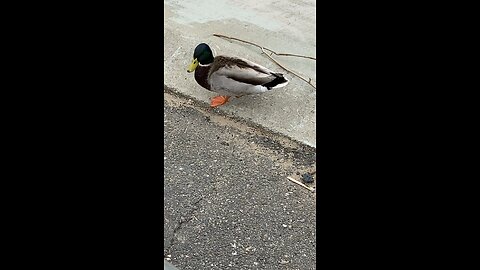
[187,58,199,73]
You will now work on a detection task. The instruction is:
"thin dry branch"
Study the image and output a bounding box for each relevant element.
[213,33,316,61]
[261,47,316,89]
[213,33,316,90]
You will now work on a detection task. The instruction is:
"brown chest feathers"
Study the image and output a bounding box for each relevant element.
[194,65,212,91]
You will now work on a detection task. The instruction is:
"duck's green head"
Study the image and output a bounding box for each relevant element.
[187,43,214,73]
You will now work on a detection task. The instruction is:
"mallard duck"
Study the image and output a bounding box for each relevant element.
[187,43,289,107]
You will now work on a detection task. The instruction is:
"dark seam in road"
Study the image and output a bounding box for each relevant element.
[164,196,205,255]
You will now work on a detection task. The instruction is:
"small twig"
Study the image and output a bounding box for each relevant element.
[287,176,315,192]
[261,47,316,89]
[276,52,316,60]
[213,33,316,89]
[213,33,316,60]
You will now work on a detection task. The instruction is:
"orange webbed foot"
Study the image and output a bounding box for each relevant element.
[210,96,230,107]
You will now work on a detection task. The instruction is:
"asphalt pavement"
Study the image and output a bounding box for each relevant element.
[164,89,317,269]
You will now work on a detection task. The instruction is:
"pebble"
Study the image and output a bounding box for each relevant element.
[301,173,314,183]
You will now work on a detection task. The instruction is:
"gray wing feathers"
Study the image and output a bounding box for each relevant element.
[208,56,286,95]
[214,65,277,86]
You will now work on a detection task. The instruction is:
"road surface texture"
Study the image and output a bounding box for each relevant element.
[164,0,316,148]
[164,88,316,269]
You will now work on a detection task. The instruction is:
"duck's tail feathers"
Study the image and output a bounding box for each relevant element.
[263,73,289,90]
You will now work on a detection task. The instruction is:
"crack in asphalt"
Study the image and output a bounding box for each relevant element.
[164,196,204,256]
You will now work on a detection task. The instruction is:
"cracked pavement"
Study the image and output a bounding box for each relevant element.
[164,89,317,269]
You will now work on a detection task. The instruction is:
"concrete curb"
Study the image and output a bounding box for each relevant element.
[164,85,316,152]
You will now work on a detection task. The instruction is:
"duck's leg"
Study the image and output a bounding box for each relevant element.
[210,96,230,107]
